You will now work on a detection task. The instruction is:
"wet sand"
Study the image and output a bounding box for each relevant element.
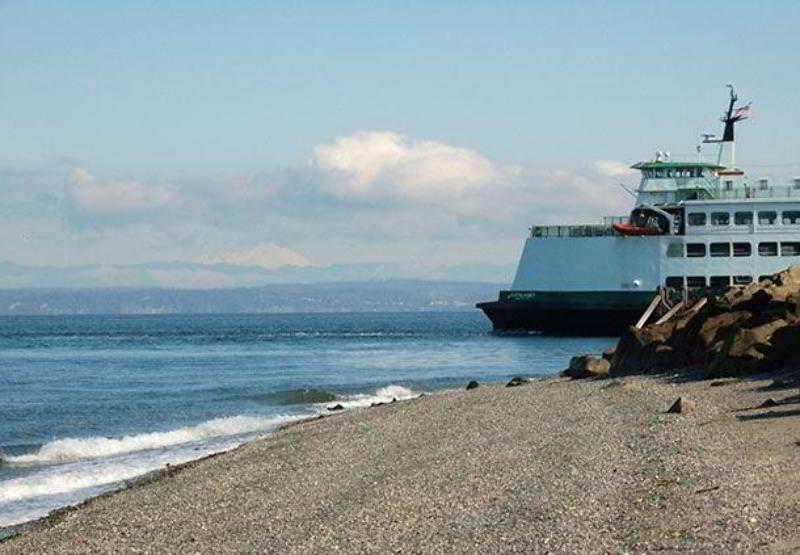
[3,373,800,553]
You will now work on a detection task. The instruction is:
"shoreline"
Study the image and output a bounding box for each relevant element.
[3,373,800,551]
[0,387,449,541]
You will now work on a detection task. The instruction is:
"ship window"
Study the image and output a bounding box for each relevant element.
[666,242,684,257]
[733,242,752,257]
[686,243,706,257]
[733,275,753,285]
[724,180,733,191]
[687,213,706,226]
[710,243,730,257]
[759,179,769,190]
[758,211,777,225]
[710,212,730,226]
[758,242,778,256]
[794,178,800,190]
[709,276,731,289]
[734,211,753,225]
[782,211,800,224]
[759,275,774,283]
[665,276,683,288]
[781,242,800,256]
[686,276,706,288]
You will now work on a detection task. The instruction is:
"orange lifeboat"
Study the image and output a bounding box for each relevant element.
[612,223,663,236]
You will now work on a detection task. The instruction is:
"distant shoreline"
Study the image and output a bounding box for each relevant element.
[4,373,800,552]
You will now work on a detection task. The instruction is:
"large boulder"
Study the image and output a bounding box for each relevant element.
[604,267,800,378]
[705,318,790,377]
[561,355,610,379]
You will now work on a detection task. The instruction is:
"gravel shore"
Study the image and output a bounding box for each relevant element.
[3,373,800,553]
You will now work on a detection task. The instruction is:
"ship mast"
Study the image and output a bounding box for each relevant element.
[702,84,751,170]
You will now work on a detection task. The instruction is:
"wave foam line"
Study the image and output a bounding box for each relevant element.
[328,385,420,409]
[2,413,306,466]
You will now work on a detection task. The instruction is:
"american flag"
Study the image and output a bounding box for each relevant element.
[734,103,752,119]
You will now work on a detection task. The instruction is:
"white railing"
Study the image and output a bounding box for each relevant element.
[529,215,628,239]
[712,185,800,200]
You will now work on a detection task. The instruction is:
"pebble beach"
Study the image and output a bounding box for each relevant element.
[3,373,800,553]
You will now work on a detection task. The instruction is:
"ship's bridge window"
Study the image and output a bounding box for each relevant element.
[665,276,683,288]
[734,211,753,225]
[782,211,800,224]
[710,212,730,226]
[666,242,684,258]
[687,213,706,226]
[733,242,752,257]
[758,242,778,257]
[710,243,730,257]
[724,180,734,191]
[781,242,800,256]
[709,276,731,289]
[758,211,777,225]
[759,275,775,283]
[686,276,706,288]
[733,275,753,285]
[686,243,706,257]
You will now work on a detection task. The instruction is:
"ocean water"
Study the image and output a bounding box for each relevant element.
[0,312,615,530]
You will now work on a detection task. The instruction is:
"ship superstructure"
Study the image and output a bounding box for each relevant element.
[478,87,800,334]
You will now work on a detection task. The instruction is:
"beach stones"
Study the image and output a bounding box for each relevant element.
[561,355,610,379]
[759,398,780,408]
[506,376,529,387]
[666,397,696,414]
[466,380,480,390]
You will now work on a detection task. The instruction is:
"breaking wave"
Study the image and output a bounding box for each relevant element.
[247,388,338,406]
[2,414,306,467]
[327,385,419,409]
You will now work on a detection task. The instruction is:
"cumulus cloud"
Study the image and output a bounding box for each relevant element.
[67,168,178,213]
[592,160,636,178]
[312,131,499,201]
[0,132,635,282]
[199,243,313,269]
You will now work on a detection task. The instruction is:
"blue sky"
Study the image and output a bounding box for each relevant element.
[1,1,799,286]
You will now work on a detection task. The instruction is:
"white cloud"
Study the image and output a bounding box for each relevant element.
[67,168,178,213]
[312,131,498,201]
[199,243,313,269]
[592,160,636,178]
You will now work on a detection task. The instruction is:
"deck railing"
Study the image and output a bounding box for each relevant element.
[530,215,627,239]
[712,185,800,200]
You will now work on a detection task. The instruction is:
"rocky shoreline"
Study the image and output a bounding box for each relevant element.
[564,267,800,382]
[2,368,800,552]
[5,272,800,551]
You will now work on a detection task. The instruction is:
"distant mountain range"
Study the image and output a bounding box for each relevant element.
[0,280,504,315]
[0,260,514,289]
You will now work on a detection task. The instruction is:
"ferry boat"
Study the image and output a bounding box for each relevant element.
[478,86,800,334]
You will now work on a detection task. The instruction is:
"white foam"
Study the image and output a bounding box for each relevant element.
[3,413,305,466]
[0,413,311,528]
[326,384,420,409]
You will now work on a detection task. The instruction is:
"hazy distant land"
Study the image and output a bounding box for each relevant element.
[0,280,503,315]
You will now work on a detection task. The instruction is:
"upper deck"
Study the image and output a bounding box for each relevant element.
[528,87,799,240]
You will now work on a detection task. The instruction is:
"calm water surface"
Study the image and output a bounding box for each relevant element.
[0,312,614,529]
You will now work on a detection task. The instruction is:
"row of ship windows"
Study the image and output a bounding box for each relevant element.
[667,241,800,258]
[688,211,800,227]
[642,168,706,178]
[665,275,765,288]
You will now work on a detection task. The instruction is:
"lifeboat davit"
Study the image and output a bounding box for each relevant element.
[612,223,662,236]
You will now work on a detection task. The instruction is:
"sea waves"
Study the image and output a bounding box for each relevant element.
[2,414,305,467]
